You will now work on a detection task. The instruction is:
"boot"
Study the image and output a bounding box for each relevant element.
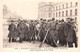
[9,38,11,43]
[19,38,23,43]
[12,38,15,42]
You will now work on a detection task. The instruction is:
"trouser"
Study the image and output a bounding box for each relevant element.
[51,38,57,47]
[59,39,67,46]
[30,34,35,43]
[9,38,16,42]
[23,37,26,41]
[40,32,46,42]
[68,42,73,47]
[19,38,23,43]
[74,37,78,47]
[74,41,78,47]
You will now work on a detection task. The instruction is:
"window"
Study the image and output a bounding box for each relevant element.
[53,7,55,11]
[59,12,61,17]
[57,6,59,10]
[70,2,72,7]
[53,13,55,17]
[62,4,64,9]
[54,7,56,11]
[56,6,57,10]
[66,10,68,16]
[75,2,78,6]
[49,13,51,17]
[70,10,72,16]
[49,8,51,11]
[62,11,64,17]
[56,12,57,17]
[66,3,68,8]
[75,9,77,15]
[59,5,60,10]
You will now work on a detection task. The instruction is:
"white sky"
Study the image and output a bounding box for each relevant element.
[2,0,78,20]
[3,0,39,20]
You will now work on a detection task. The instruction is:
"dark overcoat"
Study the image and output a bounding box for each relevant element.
[24,24,29,39]
[39,23,46,41]
[17,23,25,38]
[66,23,77,43]
[58,23,66,42]
[28,23,35,39]
[8,23,18,38]
[49,22,58,42]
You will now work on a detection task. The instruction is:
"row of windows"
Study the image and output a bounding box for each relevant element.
[49,9,77,17]
[53,2,78,11]
[40,2,78,12]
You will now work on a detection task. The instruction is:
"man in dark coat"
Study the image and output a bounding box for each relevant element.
[66,21,77,47]
[46,20,52,45]
[17,21,25,43]
[28,21,36,43]
[24,22,29,41]
[8,20,17,42]
[39,20,46,42]
[58,19,67,46]
[48,20,57,47]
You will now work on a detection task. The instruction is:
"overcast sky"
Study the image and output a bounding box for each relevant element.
[3,0,39,20]
[2,0,78,20]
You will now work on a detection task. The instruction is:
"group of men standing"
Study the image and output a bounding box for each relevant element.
[8,18,78,47]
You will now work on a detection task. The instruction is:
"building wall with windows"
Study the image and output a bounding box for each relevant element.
[52,2,78,20]
[38,2,54,19]
[38,2,78,20]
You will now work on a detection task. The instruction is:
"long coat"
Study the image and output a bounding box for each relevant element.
[28,23,35,39]
[39,23,46,41]
[58,23,66,41]
[49,22,58,42]
[66,24,76,43]
[24,24,29,39]
[17,23,25,38]
[8,23,18,38]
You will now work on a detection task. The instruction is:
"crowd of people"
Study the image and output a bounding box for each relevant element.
[8,18,78,47]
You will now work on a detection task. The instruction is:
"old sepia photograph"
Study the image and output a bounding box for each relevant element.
[3,1,78,48]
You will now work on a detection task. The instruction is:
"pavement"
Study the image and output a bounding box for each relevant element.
[3,39,53,48]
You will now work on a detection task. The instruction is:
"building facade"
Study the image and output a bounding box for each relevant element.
[38,2,78,21]
[38,2,54,19]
